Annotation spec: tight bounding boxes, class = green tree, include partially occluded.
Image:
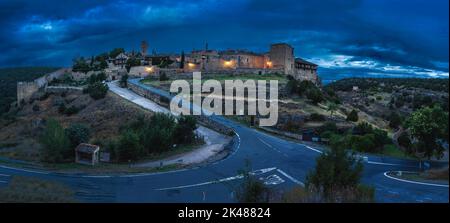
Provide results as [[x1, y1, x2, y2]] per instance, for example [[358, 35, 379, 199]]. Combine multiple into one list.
[[86, 82, 108, 100], [305, 141, 372, 202], [235, 161, 270, 203], [388, 112, 402, 129], [326, 102, 338, 117], [117, 130, 143, 162], [120, 74, 129, 88], [65, 124, 91, 149], [306, 88, 323, 104], [180, 51, 185, 69], [174, 115, 198, 144], [40, 119, 71, 163], [346, 109, 359, 122], [405, 105, 449, 159], [109, 48, 125, 58]]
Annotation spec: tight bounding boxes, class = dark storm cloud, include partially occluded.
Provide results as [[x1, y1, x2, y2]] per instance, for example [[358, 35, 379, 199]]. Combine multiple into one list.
[[0, 0, 448, 77]]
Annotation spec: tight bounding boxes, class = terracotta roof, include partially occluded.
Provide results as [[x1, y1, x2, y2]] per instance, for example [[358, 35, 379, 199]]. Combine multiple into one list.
[[75, 143, 99, 154], [295, 58, 318, 67]]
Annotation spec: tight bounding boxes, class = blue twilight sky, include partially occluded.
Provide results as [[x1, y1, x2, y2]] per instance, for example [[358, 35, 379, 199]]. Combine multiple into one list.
[[0, 0, 448, 79]]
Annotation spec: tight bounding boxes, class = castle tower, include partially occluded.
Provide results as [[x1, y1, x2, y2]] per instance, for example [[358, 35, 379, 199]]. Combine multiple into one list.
[[141, 40, 148, 57], [269, 43, 295, 74]]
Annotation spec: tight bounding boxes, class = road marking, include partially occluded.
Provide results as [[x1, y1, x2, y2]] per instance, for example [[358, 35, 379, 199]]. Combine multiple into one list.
[[303, 145, 323, 154], [276, 169, 305, 186], [154, 167, 277, 191], [260, 174, 285, 185], [258, 138, 289, 158], [0, 180, 7, 183], [81, 175, 112, 178], [368, 161, 401, 166], [383, 172, 449, 188], [0, 165, 48, 175], [0, 173, 10, 177]]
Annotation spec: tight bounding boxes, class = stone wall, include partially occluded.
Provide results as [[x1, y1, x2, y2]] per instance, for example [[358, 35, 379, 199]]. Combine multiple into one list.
[[127, 80, 234, 136], [17, 68, 69, 105]]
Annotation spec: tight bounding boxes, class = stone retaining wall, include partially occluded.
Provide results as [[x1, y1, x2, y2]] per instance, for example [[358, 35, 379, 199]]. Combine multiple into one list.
[[127, 80, 233, 136]]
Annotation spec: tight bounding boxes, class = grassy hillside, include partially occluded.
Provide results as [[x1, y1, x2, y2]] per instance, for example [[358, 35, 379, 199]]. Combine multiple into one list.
[[0, 67, 59, 114]]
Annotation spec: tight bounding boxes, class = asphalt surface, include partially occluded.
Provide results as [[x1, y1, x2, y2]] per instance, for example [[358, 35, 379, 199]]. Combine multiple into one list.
[[0, 79, 448, 203]]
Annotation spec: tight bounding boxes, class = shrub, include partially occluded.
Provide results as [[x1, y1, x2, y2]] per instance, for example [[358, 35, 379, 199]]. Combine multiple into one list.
[[388, 112, 402, 129], [159, 72, 169, 81], [86, 82, 108, 100], [397, 132, 412, 149], [174, 116, 198, 144], [319, 122, 338, 134], [32, 104, 40, 112], [117, 130, 143, 162], [309, 113, 326, 122], [346, 109, 358, 122], [40, 119, 71, 163], [306, 88, 323, 104], [65, 124, 91, 149], [63, 106, 80, 116]]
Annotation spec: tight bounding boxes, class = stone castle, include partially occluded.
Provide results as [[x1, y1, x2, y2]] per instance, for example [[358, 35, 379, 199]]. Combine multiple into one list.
[[17, 42, 320, 105]]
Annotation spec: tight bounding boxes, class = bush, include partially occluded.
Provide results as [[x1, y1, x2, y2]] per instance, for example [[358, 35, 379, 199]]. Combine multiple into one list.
[[305, 144, 369, 202], [309, 113, 326, 122], [388, 112, 402, 129], [117, 130, 143, 162], [40, 119, 71, 163], [159, 72, 169, 81], [65, 124, 91, 149], [306, 87, 323, 104], [86, 82, 108, 100], [319, 122, 338, 134], [174, 116, 198, 144], [397, 132, 412, 149], [32, 104, 40, 112], [63, 106, 80, 116], [346, 109, 358, 122]]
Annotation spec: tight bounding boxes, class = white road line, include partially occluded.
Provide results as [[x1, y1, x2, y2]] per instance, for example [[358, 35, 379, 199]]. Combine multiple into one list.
[[81, 175, 112, 178], [258, 138, 289, 158], [155, 167, 277, 191], [368, 161, 401, 166], [0, 173, 10, 177], [304, 145, 323, 154], [276, 169, 305, 186], [0, 165, 48, 175], [383, 172, 449, 188], [0, 180, 7, 183]]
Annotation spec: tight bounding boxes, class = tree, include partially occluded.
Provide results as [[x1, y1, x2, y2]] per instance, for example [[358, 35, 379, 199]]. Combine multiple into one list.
[[40, 119, 71, 163], [117, 130, 143, 162], [65, 124, 91, 149], [235, 161, 270, 203], [306, 88, 323, 104], [120, 74, 128, 88], [109, 48, 125, 58], [180, 51, 185, 69], [388, 112, 402, 129], [405, 105, 449, 159], [86, 82, 108, 100], [305, 141, 373, 202], [346, 109, 358, 122], [174, 115, 198, 144], [326, 102, 338, 117]]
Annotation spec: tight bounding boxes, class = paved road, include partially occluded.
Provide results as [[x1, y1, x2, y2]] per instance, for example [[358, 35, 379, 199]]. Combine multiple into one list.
[[0, 79, 448, 203]]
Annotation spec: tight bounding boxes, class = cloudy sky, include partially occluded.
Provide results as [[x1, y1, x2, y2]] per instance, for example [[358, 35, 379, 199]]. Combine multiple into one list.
[[0, 0, 448, 80]]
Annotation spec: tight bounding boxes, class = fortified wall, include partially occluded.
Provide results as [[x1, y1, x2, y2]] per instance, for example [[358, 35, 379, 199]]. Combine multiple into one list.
[[17, 68, 70, 105], [127, 80, 234, 136]]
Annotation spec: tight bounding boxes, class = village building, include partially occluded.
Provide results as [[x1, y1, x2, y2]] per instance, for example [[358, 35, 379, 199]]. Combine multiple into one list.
[[75, 143, 100, 166]]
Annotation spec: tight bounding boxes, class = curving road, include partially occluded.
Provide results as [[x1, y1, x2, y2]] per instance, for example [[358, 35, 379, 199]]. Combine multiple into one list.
[[0, 79, 448, 203]]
